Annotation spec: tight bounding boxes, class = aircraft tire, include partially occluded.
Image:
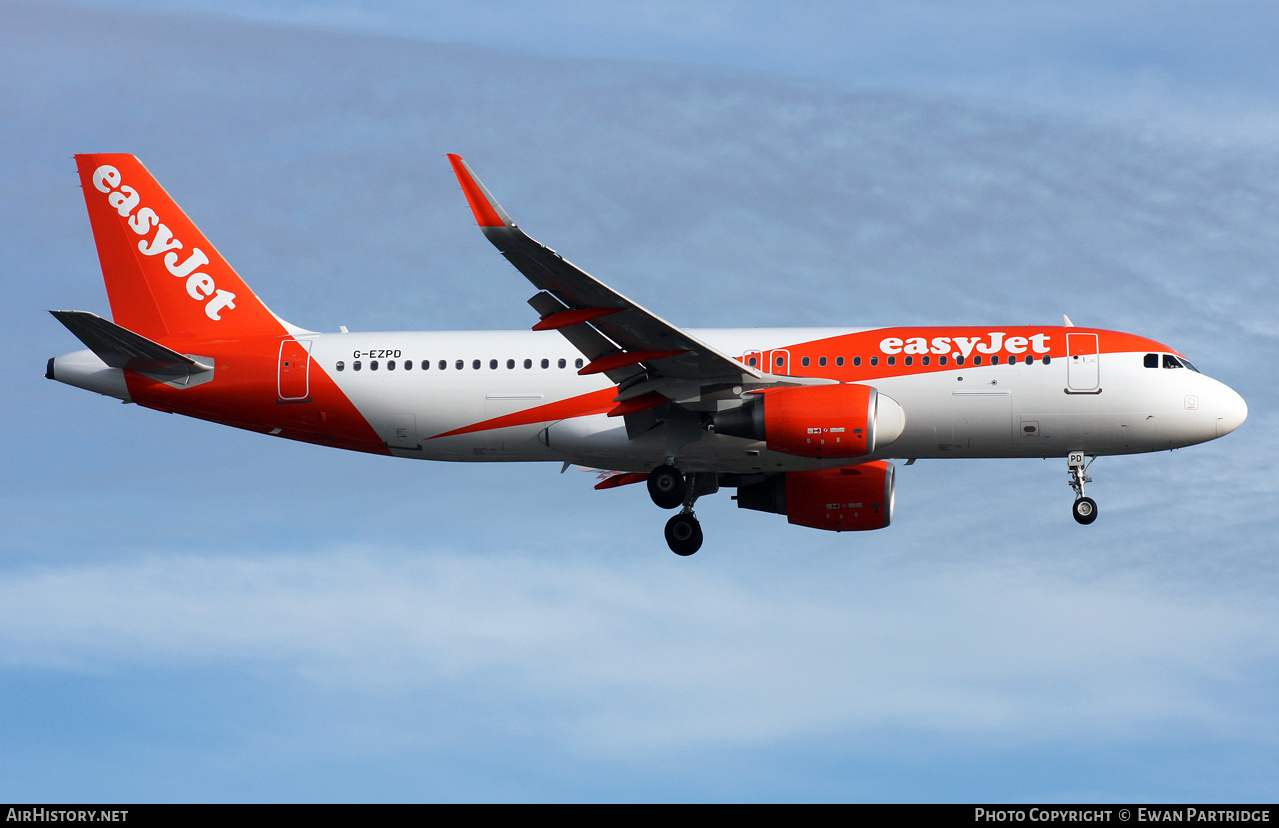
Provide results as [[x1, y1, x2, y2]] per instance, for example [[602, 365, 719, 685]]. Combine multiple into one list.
[[648, 464, 686, 509], [665, 513, 703, 556], [1072, 496, 1098, 525]]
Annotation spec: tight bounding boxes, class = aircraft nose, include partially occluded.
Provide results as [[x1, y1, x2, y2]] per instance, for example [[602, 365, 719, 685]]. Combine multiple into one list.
[[1215, 384, 1248, 438]]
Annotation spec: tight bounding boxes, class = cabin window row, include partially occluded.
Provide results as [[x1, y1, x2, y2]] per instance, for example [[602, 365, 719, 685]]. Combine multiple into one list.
[[745, 354, 1052, 368], [335, 357, 587, 372]]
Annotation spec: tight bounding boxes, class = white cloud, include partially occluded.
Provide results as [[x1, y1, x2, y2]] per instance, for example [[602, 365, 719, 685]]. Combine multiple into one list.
[[3, 547, 1275, 756]]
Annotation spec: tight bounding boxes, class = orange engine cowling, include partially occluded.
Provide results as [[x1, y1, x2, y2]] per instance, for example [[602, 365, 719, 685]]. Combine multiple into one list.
[[735, 461, 895, 531], [713, 384, 904, 459]]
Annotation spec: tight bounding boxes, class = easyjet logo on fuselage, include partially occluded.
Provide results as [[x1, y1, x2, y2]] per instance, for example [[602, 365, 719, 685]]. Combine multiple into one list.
[[91, 165, 237, 321], [878, 332, 1051, 359]]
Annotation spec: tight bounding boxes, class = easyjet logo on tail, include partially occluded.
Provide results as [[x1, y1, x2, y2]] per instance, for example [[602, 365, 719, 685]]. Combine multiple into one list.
[[91, 165, 237, 321]]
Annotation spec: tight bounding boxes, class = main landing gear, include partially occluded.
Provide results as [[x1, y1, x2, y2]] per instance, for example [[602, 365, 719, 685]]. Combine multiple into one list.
[[665, 513, 703, 557], [647, 464, 685, 510], [648, 463, 713, 556], [1067, 451, 1098, 525]]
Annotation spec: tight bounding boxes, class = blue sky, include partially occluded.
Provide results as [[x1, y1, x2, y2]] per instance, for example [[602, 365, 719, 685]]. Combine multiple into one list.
[[3, 0, 1278, 802]]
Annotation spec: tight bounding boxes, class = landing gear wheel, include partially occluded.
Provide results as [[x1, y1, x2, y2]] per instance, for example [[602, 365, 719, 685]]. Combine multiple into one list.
[[648, 464, 686, 510], [1066, 453, 1098, 525], [665, 513, 703, 556]]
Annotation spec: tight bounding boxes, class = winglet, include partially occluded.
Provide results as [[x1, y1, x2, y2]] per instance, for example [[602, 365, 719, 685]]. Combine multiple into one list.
[[447, 154, 513, 228]]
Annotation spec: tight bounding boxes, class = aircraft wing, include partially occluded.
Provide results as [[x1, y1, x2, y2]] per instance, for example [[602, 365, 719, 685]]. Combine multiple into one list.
[[447, 154, 775, 398]]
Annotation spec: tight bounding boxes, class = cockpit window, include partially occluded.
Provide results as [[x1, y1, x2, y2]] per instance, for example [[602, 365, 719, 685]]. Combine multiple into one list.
[[1180, 357, 1201, 373], [1163, 354, 1183, 369], [1144, 353, 1159, 368]]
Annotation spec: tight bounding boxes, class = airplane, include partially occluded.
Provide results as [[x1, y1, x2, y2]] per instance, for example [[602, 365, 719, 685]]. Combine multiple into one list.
[[47, 153, 1249, 555]]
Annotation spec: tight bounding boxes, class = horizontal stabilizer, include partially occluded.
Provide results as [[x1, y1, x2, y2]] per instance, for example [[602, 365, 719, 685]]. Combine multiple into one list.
[[49, 310, 211, 377]]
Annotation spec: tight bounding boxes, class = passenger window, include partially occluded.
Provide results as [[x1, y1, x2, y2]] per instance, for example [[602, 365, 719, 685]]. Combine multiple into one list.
[[439, 360, 447, 370], [370, 360, 379, 371], [837, 356, 845, 367], [490, 359, 498, 369], [387, 360, 396, 371], [886, 356, 894, 366], [1042, 356, 1051, 364], [524, 359, 532, 369], [801, 356, 810, 367], [991, 355, 1000, 365], [455, 360, 463, 370], [404, 360, 412, 370], [938, 356, 947, 366], [870, 356, 879, 366], [336, 361, 345, 372], [921, 356, 930, 366], [904, 356, 913, 366], [575, 358, 584, 368], [819, 356, 827, 367], [955, 356, 964, 366], [1144, 353, 1159, 368], [747, 356, 758, 367], [1024, 355, 1033, 365], [472, 359, 481, 370], [353, 360, 362, 371], [852, 356, 860, 367], [421, 360, 430, 370], [558, 358, 566, 368], [507, 359, 515, 369], [973, 356, 982, 365], [541, 358, 549, 369]]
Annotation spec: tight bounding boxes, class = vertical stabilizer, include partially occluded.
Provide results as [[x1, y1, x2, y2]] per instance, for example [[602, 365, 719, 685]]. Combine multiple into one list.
[[75, 154, 292, 341]]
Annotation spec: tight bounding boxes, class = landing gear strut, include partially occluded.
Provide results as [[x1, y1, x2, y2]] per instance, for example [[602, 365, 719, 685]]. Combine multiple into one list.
[[1068, 451, 1098, 525], [650, 465, 716, 555]]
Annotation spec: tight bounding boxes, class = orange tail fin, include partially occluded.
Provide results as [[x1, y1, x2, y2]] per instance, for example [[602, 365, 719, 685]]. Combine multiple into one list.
[[75, 154, 294, 341]]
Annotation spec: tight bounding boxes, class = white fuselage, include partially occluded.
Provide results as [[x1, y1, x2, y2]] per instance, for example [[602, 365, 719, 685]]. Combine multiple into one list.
[[298, 327, 1246, 473]]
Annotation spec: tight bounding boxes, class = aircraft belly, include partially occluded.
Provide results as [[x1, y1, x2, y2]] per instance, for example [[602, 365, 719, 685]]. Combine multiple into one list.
[[541, 413, 839, 474], [949, 391, 1013, 454]]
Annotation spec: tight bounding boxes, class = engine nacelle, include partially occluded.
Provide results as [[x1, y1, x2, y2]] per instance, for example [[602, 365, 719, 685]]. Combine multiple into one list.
[[735, 461, 895, 531], [713, 384, 905, 458]]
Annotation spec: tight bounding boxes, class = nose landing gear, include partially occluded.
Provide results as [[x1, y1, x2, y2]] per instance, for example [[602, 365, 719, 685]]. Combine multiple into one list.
[[1067, 451, 1098, 525]]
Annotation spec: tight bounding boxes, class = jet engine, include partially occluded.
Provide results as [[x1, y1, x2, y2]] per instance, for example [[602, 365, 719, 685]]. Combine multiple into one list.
[[735, 461, 896, 531], [712, 384, 905, 458]]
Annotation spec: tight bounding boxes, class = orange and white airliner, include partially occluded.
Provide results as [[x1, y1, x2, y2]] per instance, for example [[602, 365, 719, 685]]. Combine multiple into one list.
[[48, 153, 1248, 554]]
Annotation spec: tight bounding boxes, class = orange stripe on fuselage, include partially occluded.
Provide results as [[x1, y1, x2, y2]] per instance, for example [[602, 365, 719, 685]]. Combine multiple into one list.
[[430, 387, 618, 440], [124, 335, 390, 455], [744, 327, 1173, 380]]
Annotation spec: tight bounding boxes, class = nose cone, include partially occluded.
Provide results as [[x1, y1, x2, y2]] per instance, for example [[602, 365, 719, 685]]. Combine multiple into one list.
[[1215, 384, 1248, 438]]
